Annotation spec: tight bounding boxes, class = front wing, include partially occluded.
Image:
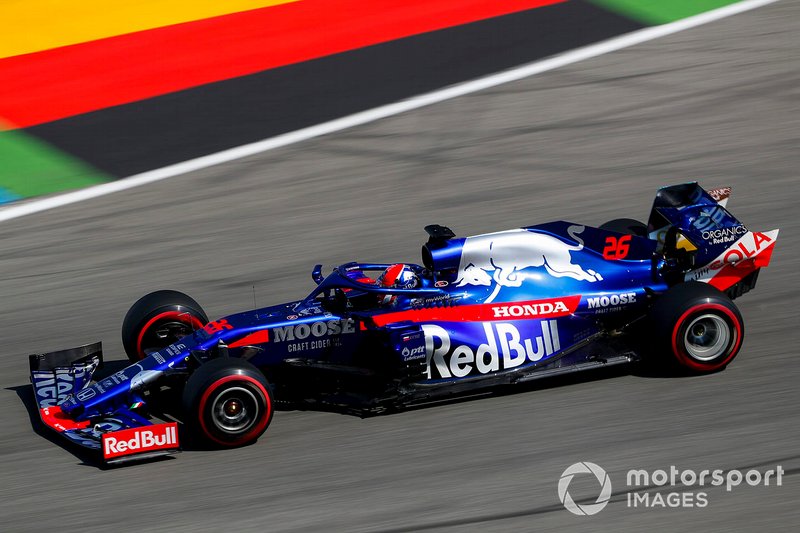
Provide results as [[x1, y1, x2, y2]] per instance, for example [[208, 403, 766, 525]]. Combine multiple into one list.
[[29, 342, 179, 464]]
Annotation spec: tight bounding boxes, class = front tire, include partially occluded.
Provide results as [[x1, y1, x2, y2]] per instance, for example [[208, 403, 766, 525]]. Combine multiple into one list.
[[122, 290, 208, 362], [182, 358, 274, 448], [649, 282, 744, 372]]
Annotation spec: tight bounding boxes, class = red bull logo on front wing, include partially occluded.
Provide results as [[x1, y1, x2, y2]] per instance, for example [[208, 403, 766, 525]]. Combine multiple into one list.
[[102, 423, 178, 459]]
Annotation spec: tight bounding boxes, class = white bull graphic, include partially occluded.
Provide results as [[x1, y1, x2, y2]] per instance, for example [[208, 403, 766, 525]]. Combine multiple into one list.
[[455, 226, 602, 295]]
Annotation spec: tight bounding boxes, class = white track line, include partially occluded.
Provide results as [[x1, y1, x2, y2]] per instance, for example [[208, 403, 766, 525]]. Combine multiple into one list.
[[0, 0, 779, 224]]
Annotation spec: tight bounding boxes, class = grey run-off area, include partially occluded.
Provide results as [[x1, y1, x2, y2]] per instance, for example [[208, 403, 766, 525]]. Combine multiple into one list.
[[0, 1, 798, 531]]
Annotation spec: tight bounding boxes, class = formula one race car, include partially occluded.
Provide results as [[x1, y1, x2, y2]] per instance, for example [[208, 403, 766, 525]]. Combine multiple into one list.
[[28, 183, 778, 464]]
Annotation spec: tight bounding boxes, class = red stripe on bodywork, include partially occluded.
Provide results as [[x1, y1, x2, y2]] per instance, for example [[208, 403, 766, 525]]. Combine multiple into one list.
[[40, 405, 90, 432], [0, 0, 562, 128], [228, 329, 270, 348], [752, 241, 776, 268], [707, 261, 759, 292], [371, 295, 581, 327], [707, 241, 776, 291]]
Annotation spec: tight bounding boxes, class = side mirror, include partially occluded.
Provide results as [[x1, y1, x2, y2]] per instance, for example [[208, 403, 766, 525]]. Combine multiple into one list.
[[312, 264, 324, 284]]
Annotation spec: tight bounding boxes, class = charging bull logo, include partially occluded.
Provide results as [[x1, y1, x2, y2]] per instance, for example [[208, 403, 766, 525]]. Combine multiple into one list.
[[455, 226, 602, 300]]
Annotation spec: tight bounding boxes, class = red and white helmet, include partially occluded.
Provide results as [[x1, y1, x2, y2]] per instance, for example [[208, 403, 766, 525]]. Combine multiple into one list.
[[376, 264, 419, 305], [378, 264, 419, 289]]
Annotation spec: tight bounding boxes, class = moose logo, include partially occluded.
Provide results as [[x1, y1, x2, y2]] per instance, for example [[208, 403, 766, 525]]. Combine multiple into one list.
[[455, 226, 603, 297]]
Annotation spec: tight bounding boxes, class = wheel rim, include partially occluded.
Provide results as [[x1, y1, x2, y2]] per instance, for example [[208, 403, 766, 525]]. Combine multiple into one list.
[[683, 313, 730, 361], [210, 386, 260, 434]]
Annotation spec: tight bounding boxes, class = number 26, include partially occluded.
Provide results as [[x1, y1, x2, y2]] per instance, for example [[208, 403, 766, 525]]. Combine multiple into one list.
[[603, 235, 631, 260]]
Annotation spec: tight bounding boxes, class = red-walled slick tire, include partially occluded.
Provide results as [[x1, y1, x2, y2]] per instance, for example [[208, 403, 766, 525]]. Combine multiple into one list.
[[183, 358, 274, 448], [650, 282, 744, 372], [121, 290, 208, 362]]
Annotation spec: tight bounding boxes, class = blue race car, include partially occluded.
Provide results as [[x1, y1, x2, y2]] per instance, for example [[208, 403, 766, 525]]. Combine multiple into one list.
[[28, 183, 779, 464]]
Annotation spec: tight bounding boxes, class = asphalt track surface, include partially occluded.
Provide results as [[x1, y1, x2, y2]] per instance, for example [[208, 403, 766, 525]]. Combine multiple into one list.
[[1, 2, 798, 531]]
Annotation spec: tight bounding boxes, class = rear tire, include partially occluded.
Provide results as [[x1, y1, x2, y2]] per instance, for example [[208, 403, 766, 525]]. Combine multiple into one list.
[[122, 290, 208, 362], [649, 282, 744, 372], [183, 358, 274, 447], [599, 218, 647, 237]]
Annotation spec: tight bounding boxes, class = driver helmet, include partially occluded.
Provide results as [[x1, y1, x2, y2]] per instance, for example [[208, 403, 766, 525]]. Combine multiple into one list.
[[377, 264, 419, 305]]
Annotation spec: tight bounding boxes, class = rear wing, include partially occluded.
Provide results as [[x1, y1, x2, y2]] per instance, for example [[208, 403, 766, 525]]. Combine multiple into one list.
[[647, 183, 740, 261], [647, 183, 778, 295], [684, 229, 778, 296], [29, 343, 179, 464]]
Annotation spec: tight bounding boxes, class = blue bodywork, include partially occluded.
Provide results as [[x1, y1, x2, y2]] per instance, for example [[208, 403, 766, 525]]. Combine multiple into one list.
[[29, 183, 776, 461], [56, 220, 666, 416]]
